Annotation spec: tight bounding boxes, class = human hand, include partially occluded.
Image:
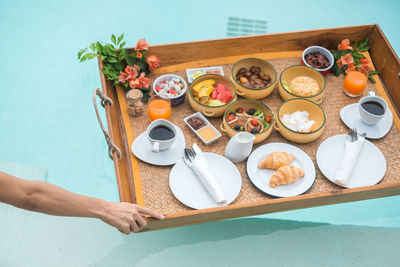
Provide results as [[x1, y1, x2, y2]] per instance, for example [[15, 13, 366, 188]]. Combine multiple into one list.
[[99, 201, 164, 234]]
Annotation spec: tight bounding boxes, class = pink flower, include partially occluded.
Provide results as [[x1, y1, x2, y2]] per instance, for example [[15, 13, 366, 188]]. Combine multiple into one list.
[[146, 54, 160, 71], [129, 78, 140, 89], [136, 51, 142, 59], [118, 65, 138, 83], [138, 72, 150, 88], [136, 38, 149, 51], [338, 39, 353, 51]]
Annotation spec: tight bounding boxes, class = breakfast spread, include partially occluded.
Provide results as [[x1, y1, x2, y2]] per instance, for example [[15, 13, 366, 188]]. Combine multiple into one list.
[[235, 66, 272, 88], [283, 76, 320, 96], [269, 165, 305, 188], [258, 151, 295, 169], [281, 111, 315, 132], [129, 37, 386, 207]]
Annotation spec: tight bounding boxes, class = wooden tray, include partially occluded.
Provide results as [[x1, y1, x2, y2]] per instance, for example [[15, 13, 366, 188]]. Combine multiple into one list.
[[96, 24, 400, 232]]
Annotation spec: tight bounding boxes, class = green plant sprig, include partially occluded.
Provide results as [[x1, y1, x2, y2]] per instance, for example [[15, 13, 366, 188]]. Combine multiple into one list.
[[78, 34, 149, 87]]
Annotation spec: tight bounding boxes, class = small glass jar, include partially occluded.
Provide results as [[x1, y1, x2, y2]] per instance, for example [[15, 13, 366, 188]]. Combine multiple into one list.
[[126, 89, 143, 117]]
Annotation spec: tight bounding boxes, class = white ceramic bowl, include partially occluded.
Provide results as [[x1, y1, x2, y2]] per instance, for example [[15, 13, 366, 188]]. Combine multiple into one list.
[[153, 74, 187, 106], [302, 46, 334, 74]]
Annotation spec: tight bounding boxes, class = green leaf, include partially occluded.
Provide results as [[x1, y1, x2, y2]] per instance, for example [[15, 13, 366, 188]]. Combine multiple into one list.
[[89, 43, 96, 52], [117, 34, 124, 44], [356, 38, 369, 52], [107, 57, 118, 63], [125, 55, 135, 66], [368, 76, 376, 83], [96, 41, 103, 53], [77, 48, 87, 59], [87, 53, 98, 60], [80, 54, 89, 62], [119, 41, 126, 49], [369, 70, 379, 75], [111, 34, 117, 45], [118, 48, 127, 62]]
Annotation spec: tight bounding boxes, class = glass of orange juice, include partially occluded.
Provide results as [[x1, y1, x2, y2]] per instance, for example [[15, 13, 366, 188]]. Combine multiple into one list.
[[343, 71, 368, 97], [148, 95, 171, 121]]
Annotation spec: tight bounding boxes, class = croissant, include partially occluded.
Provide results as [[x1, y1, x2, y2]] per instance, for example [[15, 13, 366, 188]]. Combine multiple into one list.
[[258, 151, 295, 170], [269, 165, 304, 188]]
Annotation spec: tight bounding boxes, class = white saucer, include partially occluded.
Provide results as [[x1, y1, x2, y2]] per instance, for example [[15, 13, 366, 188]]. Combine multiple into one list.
[[340, 103, 393, 139], [246, 143, 316, 198], [169, 152, 242, 209], [316, 134, 386, 188], [131, 125, 185, 166]]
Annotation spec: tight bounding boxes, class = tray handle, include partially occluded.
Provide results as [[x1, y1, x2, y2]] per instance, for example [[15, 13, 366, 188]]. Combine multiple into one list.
[[93, 88, 122, 160]]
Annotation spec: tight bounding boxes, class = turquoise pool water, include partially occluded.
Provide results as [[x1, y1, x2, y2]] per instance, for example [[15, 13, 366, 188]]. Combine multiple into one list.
[[1, 0, 400, 266]]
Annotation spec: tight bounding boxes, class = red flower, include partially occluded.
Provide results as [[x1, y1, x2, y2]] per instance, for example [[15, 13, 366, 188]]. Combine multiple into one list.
[[136, 51, 142, 59], [146, 54, 160, 71], [136, 38, 149, 51]]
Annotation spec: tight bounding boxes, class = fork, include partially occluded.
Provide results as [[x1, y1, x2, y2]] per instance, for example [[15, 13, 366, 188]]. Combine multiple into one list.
[[348, 128, 366, 142], [183, 147, 197, 165]]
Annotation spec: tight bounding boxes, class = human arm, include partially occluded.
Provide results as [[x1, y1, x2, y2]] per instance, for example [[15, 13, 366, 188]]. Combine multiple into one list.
[[0, 171, 164, 234]]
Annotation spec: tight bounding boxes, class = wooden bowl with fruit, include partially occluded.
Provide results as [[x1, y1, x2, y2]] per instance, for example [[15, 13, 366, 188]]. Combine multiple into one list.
[[188, 74, 237, 117], [220, 99, 274, 144], [231, 58, 277, 99]]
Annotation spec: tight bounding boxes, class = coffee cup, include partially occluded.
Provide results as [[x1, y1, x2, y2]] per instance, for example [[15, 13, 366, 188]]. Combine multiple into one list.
[[146, 119, 177, 153], [359, 91, 388, 125]]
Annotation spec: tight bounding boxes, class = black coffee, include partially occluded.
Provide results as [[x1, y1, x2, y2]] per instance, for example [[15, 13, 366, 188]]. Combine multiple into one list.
[[361, 101, 385, 116], [149, 125, 175, 140]]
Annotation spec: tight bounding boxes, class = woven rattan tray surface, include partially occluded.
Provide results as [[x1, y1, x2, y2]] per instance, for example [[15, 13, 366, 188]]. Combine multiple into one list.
[[125, 56, 400, 215]]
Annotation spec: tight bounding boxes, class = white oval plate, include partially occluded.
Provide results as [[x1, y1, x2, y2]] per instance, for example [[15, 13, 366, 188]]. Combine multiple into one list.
[[131, 125, 185, 166], [169, 152, 242, 209], [340, 103, 393, 139], [246, 143, 316, 197], [316, 134, 386, 188]]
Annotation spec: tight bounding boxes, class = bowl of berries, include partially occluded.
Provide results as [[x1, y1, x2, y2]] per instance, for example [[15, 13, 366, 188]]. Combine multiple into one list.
[[220, 99, 274, 144], [153, 74, 187, 106]]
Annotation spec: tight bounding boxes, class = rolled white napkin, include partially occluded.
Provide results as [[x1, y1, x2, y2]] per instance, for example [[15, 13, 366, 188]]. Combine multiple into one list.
[[335, 133, 365, 186], [187, 144, 226, 203]]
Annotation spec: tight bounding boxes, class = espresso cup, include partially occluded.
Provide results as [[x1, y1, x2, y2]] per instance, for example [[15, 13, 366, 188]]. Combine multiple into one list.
[[359, 91, 388, 125], [146, 119, 177, 153]]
